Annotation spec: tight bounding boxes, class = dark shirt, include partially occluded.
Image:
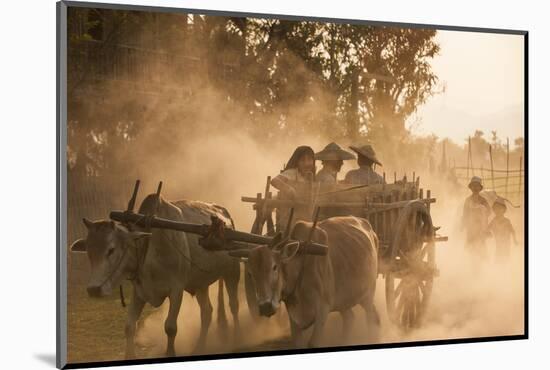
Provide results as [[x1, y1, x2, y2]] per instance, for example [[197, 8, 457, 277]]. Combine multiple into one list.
[[344, 165, 384, 185]]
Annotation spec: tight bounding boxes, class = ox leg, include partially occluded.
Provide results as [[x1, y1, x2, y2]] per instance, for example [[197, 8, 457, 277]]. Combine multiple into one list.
[[216, 279, 229, 341], [125, 290, 146, 360], [308, 308, 329, 348], [340, 309, 355, 342], [289, 316, 306, 348], [164, 290, 183, 357], [225, 274, 241, 344], [194, 286, 213, 354], [360, 298, 380, 343]]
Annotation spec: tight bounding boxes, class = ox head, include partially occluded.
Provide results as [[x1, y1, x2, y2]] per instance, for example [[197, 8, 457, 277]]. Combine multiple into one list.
[[70, 218, 150, 298], [229, 232, 301, 317]]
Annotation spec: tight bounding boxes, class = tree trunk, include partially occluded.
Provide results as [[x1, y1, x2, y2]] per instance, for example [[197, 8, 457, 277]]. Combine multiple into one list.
[[348, 70, 359, 140]]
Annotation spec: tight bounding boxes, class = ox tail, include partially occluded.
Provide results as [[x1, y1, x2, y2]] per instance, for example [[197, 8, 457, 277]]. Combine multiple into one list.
[[217, 279, 229, 334]]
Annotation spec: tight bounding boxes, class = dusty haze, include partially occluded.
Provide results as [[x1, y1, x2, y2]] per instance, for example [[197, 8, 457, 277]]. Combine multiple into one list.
[[66, 11, 525, 360], [121, 131, 524, 355]]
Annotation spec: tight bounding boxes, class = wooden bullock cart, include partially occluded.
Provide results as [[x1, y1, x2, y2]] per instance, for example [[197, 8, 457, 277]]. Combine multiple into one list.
[[110, 175, 447, 331], [240, 174, 448, 329]]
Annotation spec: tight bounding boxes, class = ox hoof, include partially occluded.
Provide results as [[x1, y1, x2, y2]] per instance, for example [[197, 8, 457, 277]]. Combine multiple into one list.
[[232, 328, 242, 345], [218, 325, 230, 343], [192, 342, 206, 355]]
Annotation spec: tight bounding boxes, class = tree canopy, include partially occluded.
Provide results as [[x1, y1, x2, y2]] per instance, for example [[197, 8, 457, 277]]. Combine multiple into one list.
[[67, 8, 442, 176]]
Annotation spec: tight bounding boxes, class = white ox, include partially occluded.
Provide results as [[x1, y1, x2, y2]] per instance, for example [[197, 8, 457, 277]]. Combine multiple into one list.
[[71, 193, 240, 358], [229, 216, 380, 347]]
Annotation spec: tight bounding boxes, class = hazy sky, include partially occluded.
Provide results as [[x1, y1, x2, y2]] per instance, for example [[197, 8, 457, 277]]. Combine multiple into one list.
[[411, 30, 525, 147]]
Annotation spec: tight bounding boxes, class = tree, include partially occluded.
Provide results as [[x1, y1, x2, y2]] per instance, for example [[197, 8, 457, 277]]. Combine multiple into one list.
[[361, 27, 441, 164], [67, 10, 441, 177]]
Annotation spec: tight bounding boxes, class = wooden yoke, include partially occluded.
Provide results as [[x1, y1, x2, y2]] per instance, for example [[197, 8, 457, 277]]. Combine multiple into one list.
[[110, 209, 328, 256]]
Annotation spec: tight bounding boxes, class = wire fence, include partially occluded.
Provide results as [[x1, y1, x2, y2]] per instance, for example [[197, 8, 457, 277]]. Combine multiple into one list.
[[67, 175, 138, 287], [451, 138, 524, 205]]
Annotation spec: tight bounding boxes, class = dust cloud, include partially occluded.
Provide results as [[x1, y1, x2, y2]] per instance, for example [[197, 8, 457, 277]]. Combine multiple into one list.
[[128, 146, 524, 356], [85, 75, 524, 357], [67, 13, 524, 357]]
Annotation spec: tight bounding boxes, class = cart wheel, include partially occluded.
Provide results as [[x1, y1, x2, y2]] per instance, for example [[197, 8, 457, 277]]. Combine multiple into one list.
[[244, 263, 260, 319], [385, 201, 436, 330]]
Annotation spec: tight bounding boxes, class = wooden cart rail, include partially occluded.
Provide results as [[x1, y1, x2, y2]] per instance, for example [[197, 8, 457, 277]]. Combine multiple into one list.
[[241, 175, 447, 330], [242, 196, 437, 212]]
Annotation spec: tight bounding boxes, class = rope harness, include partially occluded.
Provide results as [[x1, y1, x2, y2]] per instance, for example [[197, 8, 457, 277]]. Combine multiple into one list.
[[118, 210, 218, 308], [281, 250, 307, 305]]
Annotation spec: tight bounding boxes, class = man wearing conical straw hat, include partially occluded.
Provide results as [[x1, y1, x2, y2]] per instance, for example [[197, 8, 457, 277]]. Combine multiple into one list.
[[315, 142, 355, 184], [344, 144, 385, 185]]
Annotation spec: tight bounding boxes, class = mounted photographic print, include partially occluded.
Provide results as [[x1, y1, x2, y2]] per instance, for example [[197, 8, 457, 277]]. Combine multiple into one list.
[[56, 1, 527, 368]]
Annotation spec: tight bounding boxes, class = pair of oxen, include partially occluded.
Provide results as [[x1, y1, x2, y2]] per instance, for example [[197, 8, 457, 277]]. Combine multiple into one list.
[[71, 191, 380, 359]]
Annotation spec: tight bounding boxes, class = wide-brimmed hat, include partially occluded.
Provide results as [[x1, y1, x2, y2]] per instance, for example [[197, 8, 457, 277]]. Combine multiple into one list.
[[349, 144, 382, 166], [493, 196, 507, 210], [468, 176, 483, 189], [315, 142, 355, 161]]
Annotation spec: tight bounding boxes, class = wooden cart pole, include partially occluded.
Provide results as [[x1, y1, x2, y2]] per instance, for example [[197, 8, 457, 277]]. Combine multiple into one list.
[[153, 181, 163, 214], [266, 191, 275, 235], [250, 192, 262, 234], [156, 181, 163, 197], [391, 191, 398, 246], [127, 179, 141, 213]]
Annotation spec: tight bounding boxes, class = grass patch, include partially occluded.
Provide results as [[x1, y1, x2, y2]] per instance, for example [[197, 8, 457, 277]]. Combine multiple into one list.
[[67, 280, 157, 364]]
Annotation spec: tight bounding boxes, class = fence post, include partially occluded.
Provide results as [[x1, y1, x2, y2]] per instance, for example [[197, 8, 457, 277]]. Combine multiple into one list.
[[489, 144, 496, 190], [468, 136, 475, 176], [518, 155, 523, 202], [466, 136, 471, 179], [505, 137, 510, 198]]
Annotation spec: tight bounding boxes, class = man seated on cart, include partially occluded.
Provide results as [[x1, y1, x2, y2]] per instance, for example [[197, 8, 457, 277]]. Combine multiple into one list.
[[271, 146, 316, 232], [344, 144, 385, 185], [315, 142, 356, 184]]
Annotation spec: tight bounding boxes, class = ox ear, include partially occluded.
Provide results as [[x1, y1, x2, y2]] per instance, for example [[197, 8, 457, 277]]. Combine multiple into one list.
[[228, 249, 250, 258], [70, 239, 87, 253], [280, 241, 300, 262]]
